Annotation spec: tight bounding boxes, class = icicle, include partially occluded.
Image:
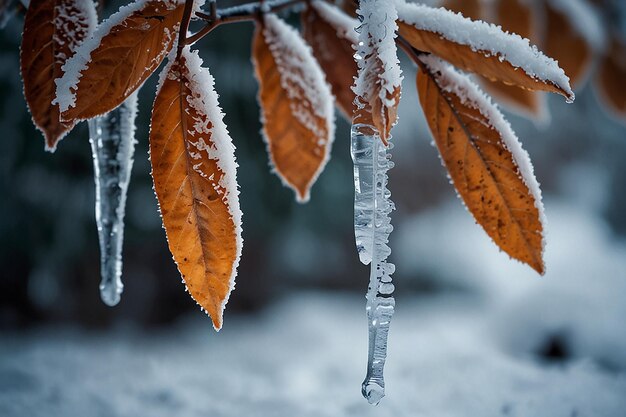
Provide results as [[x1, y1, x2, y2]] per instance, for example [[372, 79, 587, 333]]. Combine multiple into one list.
[[88, 92, 138, 306], [351, 123, 396, 405]]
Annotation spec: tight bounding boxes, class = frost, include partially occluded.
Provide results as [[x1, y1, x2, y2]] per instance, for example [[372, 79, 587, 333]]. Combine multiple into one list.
[[419, 55, 547, 256], [54, 0, 191, 115], [88, 92, 138, 306], [395, 0, 574, 100], [157, 47, 243, 320], [311, 1, 359, 44], [258, 13, 335, 203], [351, 0, 401, 405]]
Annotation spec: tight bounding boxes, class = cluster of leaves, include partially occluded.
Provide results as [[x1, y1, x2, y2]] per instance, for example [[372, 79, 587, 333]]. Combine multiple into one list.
[[17, 0, 583, 328], [441, 0, 626, 121]]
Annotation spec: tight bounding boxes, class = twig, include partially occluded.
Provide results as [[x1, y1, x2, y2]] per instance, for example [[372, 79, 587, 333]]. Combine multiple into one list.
[[176, 0, 196, 59]]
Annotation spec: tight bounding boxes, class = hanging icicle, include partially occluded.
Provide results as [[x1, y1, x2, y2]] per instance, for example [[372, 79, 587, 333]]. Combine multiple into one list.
[[88, 92, 138, 306], [351, 0, 402, 405]]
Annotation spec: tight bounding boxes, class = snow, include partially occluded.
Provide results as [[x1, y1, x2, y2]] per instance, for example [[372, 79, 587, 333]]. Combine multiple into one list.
[[157, 47, 243, 325], [257, 13, 336, 203], [395, 0, 574, 101], [353, 0, 403, 103], [54, 0, 189, 116], [419, 55, 546, 257], [88, 91, 139, 307], [311, 1, 359, 44]]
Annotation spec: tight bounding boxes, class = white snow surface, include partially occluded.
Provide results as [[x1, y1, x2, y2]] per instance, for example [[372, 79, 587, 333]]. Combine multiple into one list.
[[257, 13, 336, 203], [154, 47, 243, 329], [420, 55, 546, 255], [54, 0, 190, 116], [395, 0, 574, 100], [312, 1, 359, 44], [353, 0, 403, 103]]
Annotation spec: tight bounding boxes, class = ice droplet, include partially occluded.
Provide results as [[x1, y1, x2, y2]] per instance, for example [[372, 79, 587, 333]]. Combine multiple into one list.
[[88, 92, 138, 307], [351, 123, 396, 405]]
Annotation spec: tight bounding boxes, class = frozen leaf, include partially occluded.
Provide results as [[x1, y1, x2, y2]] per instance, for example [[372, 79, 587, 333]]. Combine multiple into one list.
[[396, 0, 574, 102], [302, 0, 358, 120], [252, 13, 335, 203], [149, 48, 242, 331], [20, 0, 97, 151], [352, 0, 402, 145], [480, 0, 545, 119], [416, 55, 545, 274], [596, 36, 626, 121], [55, 0, 186, 123]]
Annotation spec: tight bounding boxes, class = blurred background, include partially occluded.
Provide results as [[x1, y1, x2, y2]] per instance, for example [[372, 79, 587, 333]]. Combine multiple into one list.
[[1, 0, 626, 416]]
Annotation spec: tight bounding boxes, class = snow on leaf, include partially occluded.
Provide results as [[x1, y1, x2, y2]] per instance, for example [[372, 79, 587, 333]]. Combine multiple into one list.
[[20, 0, 97, 151], [353, 0, 402, 145], [477, 0, 547, 120], [416, 55, 546, 274], [149, 47, 242, 331], [395, 0, 574, 102], [55, 0, 188, 123], [252, 13, 335, 203], [302, 0, 359, 120]]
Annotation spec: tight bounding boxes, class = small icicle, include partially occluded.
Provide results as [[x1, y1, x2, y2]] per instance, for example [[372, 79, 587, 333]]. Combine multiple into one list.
[[88, 92, 138, 306], [351, 124, 396, 405]]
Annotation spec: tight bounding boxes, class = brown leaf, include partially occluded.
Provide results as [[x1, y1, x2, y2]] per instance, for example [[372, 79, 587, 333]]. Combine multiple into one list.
[[596, 36, 626, 120], [301, 1, 358, 120], [543, 1, 593, 88], [149, 49, 242, 330], [396, 2, 574, 101], [57, 0, 184, 123], [20, 0, 96, 151], [416, 55, 545, 274], [252, 14, 335, 202], [480, 0, 545, 118], [441, 0, 483, 20]]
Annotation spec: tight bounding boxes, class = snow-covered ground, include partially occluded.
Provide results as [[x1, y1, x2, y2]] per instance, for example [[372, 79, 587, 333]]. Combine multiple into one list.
[[2, 195, 626, 417]]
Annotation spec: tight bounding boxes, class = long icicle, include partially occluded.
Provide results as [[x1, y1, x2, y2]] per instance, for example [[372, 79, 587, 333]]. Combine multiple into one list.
[[88, 92, 138, 306], [351, 122, 396, 405]]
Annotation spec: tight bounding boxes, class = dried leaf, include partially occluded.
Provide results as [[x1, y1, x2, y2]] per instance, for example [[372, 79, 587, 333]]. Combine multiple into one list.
[[149, 49, 242, 331], [56, 0, 185, 123], [252, 14, 335, 202], [20, 0, 96, 151], [596, 37, 626, 120], [396, 2, 574, 101], [543, 1, 593, 89], [416, 55, 545, 274], [301, 1, 358, 120]]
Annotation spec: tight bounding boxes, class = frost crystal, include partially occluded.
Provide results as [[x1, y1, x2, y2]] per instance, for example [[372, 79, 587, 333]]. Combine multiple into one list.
[[351, 0, 400, 405], [88, 92, 138, 306]]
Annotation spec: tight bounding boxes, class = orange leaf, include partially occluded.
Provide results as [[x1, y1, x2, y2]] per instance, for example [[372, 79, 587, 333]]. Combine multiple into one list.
[[301, 1, 358, 120], [56, 0, 185, 123], [20, 0, 96, 151], [543, 0, 594, 89], [396, 1, 574, 101], [596, 36, 626, 121], [479, 0, 545, 119], [252, 13, 335, 202], [416, 55, 545, 274], [149, 48, 242, 330]]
